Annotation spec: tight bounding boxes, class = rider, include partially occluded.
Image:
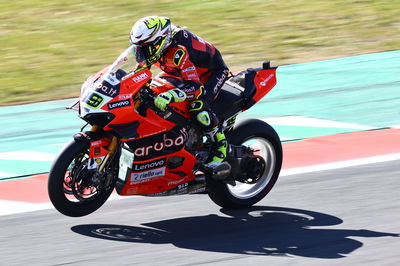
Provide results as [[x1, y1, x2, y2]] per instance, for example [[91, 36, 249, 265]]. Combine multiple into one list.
[[129, 16, 230, 169]]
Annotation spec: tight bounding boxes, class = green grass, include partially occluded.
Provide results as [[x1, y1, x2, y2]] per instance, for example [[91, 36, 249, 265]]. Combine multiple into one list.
[[1, 0, 399, 105]]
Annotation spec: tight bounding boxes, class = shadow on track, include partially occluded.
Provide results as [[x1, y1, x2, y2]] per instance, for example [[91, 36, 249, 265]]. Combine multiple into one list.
[[71, 206, 399, 259]]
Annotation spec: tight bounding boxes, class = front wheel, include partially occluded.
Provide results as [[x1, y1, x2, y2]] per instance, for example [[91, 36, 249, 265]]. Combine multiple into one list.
[[48, 139, 116, 217], [207, 119, 282, 208]]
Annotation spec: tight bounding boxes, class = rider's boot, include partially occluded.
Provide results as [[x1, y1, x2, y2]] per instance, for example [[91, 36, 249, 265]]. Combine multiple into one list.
[[205, 127, 231, 179], [190, 102, 231, 179], [205, 128, 227, 166]]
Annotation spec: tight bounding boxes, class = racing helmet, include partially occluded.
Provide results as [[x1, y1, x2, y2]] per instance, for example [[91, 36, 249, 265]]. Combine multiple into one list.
[[130, 16, 172, 65]]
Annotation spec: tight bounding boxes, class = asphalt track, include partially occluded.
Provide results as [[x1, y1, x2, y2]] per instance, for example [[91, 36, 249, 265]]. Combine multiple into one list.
[[0, 160, 399, 265]]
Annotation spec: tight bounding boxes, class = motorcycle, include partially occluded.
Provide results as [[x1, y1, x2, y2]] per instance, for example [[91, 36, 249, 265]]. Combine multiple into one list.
[[48, 45, 282, 217]]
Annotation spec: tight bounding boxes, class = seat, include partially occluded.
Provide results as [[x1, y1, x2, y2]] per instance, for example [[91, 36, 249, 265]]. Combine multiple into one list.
[[212, 70, 256, 120]]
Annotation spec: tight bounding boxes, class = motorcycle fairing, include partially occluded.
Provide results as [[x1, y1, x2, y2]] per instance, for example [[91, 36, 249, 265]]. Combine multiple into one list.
[[115, 148, 196, 195], [78, 48, 278, 197], [113, 125, 197, 195], [77, 47, 198, 196], [251, 68, 277, 103], [212, 61, 278, 120], [87, 137, 110, 170], [124, 126, 189, 161]]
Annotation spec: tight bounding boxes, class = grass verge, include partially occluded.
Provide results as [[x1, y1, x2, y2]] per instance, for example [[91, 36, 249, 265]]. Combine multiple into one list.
[[1, 0, 399, 105]]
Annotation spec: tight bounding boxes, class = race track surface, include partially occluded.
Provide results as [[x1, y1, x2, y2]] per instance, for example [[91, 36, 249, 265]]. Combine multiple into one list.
[[0, 160, 399, 265]]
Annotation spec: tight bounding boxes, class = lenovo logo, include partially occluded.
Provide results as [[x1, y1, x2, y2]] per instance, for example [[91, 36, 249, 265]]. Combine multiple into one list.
[[133, 157, 166, 172], [108, 100, 131, 110]]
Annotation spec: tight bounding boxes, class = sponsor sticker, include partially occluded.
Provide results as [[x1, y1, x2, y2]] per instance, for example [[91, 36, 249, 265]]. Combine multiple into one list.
[[132, 157, 166, 172], [260, 74, 274, 86], [94, 81, 119, 97], [187, 73, 197, 79], [177, 182, 189, 194], [87, 156, 105, 169], [182, 85, 196, 94], [130, 167, 166, 184], [132, 72, 149, 83], [108, 99, 131, 110], [182, 66, 195, 73], [117, 94, 130, 100], [134, 128, 188, 158], [168, 178, 185, 186]]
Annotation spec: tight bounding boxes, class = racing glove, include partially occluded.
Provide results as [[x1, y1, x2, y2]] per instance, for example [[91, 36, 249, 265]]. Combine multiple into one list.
[[154, 88, 187, 111]]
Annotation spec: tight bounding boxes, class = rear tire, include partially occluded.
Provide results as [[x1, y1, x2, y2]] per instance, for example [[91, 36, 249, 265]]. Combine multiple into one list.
[[207, 119, 282, 208], [48, 139, 115, 217]]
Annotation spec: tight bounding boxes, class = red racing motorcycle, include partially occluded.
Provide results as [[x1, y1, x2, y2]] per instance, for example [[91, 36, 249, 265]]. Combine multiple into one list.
[[48, 45, 282, 217]]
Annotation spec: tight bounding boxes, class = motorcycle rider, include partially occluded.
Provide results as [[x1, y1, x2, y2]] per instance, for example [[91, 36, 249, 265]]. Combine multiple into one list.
[[129, 16, 230, 170]]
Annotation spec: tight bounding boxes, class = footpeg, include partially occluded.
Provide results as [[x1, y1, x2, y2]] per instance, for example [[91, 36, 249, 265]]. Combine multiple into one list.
[[206, 161, 232, 180]]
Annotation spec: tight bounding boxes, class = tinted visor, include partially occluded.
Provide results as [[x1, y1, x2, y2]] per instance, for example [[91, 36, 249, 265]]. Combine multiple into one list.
[[132, 45, 146, 64], [132, 36, 164, 64]]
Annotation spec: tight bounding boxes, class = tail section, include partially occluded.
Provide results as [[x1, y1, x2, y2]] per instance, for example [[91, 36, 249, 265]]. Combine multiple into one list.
[[212, 61, 278, 119], [242, 61, 278, 110]]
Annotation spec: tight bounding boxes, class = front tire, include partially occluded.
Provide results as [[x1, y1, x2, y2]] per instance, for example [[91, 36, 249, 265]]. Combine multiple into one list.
[[207, 119, 282, 208], [48, 139, 115, 217]]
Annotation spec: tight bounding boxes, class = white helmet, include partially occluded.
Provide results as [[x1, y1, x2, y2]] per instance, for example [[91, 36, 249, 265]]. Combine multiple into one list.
[[130, 16, 172, 65]]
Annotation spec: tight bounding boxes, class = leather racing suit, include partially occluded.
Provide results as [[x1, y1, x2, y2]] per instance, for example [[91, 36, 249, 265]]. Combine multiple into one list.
[[154, 26, 230, 165]]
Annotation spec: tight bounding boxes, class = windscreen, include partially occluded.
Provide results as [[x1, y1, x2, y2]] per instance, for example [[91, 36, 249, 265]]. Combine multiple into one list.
[[108, 45, 148, 80]]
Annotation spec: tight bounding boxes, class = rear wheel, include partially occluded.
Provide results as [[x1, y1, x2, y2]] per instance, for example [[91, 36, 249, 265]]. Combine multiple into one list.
[[48, 139, 116, 217], [207, 119, 282, 208]]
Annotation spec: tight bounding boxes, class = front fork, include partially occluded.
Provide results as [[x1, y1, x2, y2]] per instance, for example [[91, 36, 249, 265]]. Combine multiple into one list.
[[89, 125, 118, 173]]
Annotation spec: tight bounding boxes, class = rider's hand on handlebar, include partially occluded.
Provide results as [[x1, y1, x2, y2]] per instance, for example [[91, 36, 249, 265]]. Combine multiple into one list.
[[154, 88, 187, 111]]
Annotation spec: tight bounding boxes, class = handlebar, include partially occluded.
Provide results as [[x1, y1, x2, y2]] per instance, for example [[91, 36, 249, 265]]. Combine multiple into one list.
[[139, 87, 173, 116], [138, 86, 188, 126]]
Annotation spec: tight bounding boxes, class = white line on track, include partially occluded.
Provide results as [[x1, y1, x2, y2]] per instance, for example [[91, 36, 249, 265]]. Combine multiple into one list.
[[280, 153, 400, 176], [0, 172, 16, 178], [0, 201, 54, 216], [0, 151, 56, 162], [261, 116, 375, 130], [1, 153, 399, 217]]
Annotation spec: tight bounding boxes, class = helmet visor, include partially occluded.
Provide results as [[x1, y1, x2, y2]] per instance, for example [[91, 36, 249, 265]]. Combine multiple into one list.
[[132, 36, 166, 65], [132, 45, 147, 64]]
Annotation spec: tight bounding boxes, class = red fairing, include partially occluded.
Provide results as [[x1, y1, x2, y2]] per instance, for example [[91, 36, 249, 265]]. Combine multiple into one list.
[[89, 138, 110, 158], [118, 149, 196, 195], [78, 48, 278, 198], [101, 69, 177, 137], [84, 68, 197, 195], [252, 69, 277, 103]]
